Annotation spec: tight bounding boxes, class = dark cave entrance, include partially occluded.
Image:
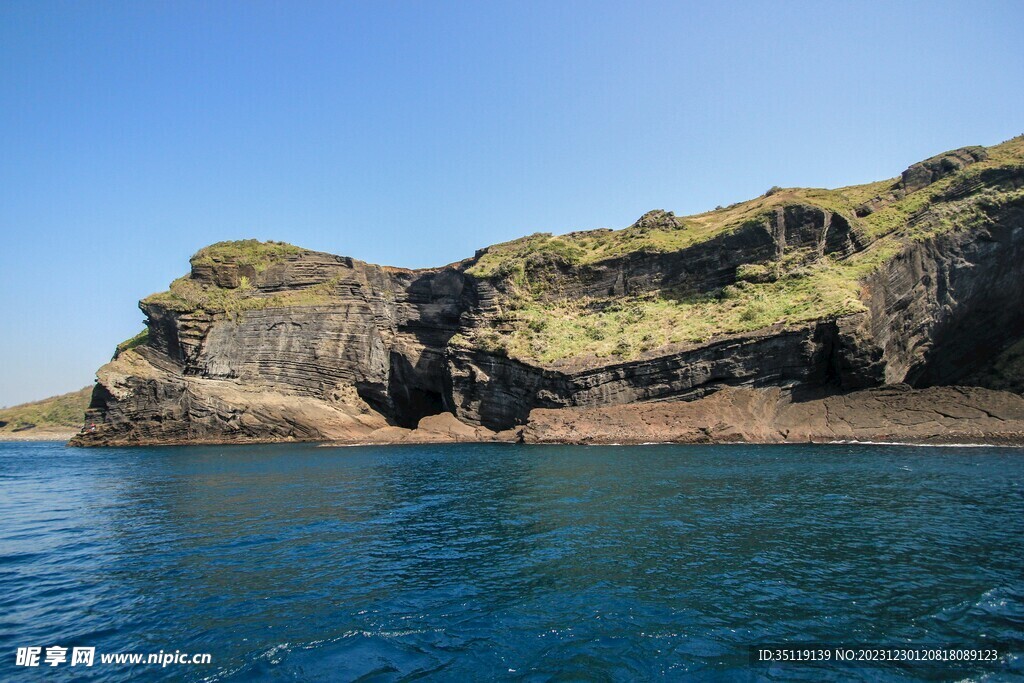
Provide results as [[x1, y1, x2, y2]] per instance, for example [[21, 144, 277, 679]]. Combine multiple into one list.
[[387, 351, 446, 428]]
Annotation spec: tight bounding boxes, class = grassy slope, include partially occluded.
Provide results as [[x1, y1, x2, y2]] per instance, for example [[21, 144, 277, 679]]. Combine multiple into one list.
[[467, 137, 1023, 281], [464, 136, 1024, 365], [0, 386, 92, 434], [144, 274, 347, 313], [465, 181, 895, 279], [134, 137, 1024, 365], [189, 239, 304, 270], [142, 240, 339, 312]]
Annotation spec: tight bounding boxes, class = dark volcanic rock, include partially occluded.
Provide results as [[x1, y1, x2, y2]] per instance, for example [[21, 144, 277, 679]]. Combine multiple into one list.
[[446, 322, 851, 430], [476, 204, 865, 304], [900, 146, 988, 193], [860, 189, 1024, 386], [72, 141, 1024, 446]]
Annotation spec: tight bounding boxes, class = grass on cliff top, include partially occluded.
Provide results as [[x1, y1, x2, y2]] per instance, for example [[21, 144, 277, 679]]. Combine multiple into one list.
[[140, 138, 1024, 358], [471, 170, 1016, 366], [860, 135, 1024, 239], [144, 240, 331, 312], [463, 243, 903, 366], [0, 386, 91, 433], [115, 328, 149, 356], [143, 273, 345, 313], [466, 186, 888, 279], [466, 136, 1024, 280], [986, 134, 1024, 164], [458, 136, 1024, 364], [190, 240, 304, 271]]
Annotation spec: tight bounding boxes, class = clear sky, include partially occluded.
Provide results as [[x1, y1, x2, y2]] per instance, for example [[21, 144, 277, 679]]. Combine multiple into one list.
[[1, 0, 1022, 407]]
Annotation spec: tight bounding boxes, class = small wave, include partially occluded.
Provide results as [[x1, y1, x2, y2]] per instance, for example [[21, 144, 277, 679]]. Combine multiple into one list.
[[826, 439, 1015, 448], [261, 642, 290, 665]]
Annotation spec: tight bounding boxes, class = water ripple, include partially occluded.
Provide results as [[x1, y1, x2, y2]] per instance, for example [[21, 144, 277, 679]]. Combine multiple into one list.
[[0, 441, 1022, 681]]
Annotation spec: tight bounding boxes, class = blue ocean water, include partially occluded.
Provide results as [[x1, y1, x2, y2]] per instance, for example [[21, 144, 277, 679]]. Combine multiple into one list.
[[0, 441, 1022, 681]]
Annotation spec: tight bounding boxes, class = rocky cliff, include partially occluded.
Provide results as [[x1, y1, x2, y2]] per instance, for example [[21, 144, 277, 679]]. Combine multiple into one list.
[[71, 136, 1024, 446]]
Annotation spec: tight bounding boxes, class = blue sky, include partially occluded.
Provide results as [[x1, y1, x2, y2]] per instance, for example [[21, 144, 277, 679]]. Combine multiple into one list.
[[1, 0, 1022, 407]]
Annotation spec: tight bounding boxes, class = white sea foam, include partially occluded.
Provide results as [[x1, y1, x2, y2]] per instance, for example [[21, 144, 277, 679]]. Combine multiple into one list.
[[827, 439, 1015, 448]]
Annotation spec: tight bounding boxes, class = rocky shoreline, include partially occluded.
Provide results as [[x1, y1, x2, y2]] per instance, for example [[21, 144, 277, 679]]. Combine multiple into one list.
[[318, 385, 1024, 448], [0, 430, 78, 443], [54, 385, 1024, 448]]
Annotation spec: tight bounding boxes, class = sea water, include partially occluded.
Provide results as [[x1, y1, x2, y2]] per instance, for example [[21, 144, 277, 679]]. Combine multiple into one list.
[[1, 441, 1022, 681]]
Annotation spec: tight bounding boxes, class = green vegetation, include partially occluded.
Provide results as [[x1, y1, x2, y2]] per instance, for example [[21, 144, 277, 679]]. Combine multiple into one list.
[[466, 184, 887, 279], [861, 137, 1024, 240], [143, 273, 345, 313], [190, 240, 304, 272], [467, 233, 586, 279], [983, 134, 1024, 164], [461, 136, 1024, 365], [468, 137, 1024, 284], [139, 137, 1024, 365], [483, 248, 901, 365], [0, 386, 92, 434], [142, 239, 342, 313], [115, 328, 149, 356]]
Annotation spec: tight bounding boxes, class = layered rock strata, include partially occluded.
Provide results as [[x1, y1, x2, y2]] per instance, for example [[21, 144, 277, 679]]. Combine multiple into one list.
[[71, 140, 1024, 446]]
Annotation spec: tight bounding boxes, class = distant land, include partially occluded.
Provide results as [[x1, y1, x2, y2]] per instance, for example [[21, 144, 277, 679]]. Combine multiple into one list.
[[0, 387, 91, 441], [48, 135, 1024, 446]]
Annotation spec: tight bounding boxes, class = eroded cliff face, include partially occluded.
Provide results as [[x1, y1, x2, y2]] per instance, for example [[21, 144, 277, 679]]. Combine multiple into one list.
[[860, 172, 1024, 387], [71, 139, 1024, 446], [443, 156, 1024, 431], [75, 249, 478, 444], [445, 322, 854, 429], [465, 205, 864, 302]]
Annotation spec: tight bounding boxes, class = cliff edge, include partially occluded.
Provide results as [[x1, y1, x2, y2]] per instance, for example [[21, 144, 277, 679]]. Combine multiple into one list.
[[71, 137, 1024, 446]]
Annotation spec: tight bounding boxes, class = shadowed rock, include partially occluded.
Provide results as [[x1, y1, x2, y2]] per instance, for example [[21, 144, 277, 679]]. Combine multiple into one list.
[[71, 138, 1024, 446]]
